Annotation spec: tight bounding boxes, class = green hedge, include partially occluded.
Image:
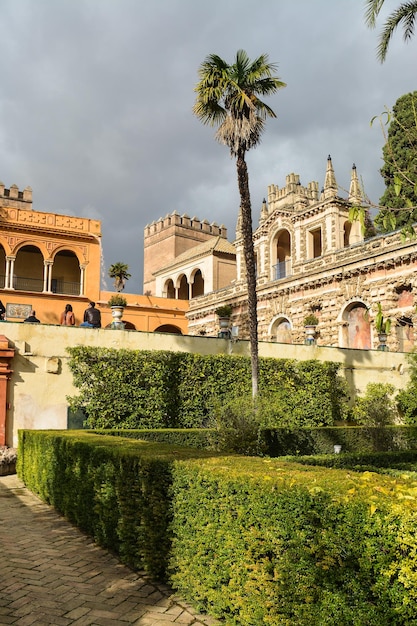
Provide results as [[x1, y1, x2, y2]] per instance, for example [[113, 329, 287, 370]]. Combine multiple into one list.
[[169, 457, 417, 625], [91, 428, 218, 449], [90, 426, 417, 456], [18, 430, 417, 625], [66, 347, 349, 429], [17, 429, 217, 579], [283, 449, 417, 475], [262, 425, 417, 456]]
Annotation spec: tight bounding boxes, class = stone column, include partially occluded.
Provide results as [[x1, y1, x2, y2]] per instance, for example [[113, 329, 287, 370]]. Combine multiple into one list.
[[0, 336, 14, 446], [43, 261, 53, 292], [80, 265, 86, 296], [5, 256, 16, 289]]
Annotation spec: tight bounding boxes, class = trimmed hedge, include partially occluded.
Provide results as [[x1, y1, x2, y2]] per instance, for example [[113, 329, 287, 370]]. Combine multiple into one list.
[[18, 430, 417, 625], [66, 347, 349, 429], [17, 429, 217, 579], [91, 428, 218, 449], [91, 425, 417, 456], [283, 449, 417, 475], [262, 425, 417, 456], [169, 457, 417, 625]]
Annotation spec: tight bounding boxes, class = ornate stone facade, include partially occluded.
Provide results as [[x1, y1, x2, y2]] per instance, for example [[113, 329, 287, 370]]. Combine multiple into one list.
[[184, 157, 417, 352]]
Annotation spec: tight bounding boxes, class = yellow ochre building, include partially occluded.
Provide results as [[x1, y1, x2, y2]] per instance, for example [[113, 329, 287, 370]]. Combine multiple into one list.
[[0, 181, 188, 333]]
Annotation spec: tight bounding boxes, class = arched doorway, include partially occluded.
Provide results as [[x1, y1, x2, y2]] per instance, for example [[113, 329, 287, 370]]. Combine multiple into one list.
[[342, 302, 371, 349], [154, 324, 182, 334], [270, 316, 292, 343]]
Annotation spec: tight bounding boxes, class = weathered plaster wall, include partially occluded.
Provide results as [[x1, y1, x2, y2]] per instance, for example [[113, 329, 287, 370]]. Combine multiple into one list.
[[2, 322, 411, 447]]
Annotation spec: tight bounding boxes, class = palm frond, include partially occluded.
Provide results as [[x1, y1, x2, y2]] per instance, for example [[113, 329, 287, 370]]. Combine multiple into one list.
[[364, 0, 385, 28], [367, 1, 417, 61]]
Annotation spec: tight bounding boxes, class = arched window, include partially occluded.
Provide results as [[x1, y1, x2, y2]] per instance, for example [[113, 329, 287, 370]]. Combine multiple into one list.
[[14, 245, 44, 292], [165, 279, 175, 299], [0, 245, 5, 288], [191, 269, 204, 297], [51, 250, 81, 295], [343, 221, 352, 247], [396, 316, 414, 352], [272, 229, 291, 280], [178, 274, 189, 300]]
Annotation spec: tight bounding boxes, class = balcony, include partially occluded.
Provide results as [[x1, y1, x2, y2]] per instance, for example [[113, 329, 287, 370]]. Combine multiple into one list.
[[0, 275, 81, 296], [272, 260, 292, 281]]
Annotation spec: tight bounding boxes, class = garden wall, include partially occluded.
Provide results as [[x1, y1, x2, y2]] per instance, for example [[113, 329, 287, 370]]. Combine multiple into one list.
[[1, 321, 411, 446]]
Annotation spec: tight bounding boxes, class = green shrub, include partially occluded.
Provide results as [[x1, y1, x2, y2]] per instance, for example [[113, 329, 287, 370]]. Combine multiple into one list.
[[351, 383, 399, 427], [395, 350, 417, 424], [212, 395, 262, 455], [17, 430, 218, 579], [67, 347, 350, 430]]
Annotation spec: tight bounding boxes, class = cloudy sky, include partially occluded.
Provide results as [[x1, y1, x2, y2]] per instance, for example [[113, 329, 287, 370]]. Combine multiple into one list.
[[0, 0, 415, 293]]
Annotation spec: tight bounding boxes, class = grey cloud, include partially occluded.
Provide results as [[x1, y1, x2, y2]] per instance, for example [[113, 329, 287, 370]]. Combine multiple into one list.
[[0, 0, 415, 292]]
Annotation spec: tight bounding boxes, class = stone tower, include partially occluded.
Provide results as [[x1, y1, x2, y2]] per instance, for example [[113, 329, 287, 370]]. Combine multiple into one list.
[[143, 212, 228, 294]]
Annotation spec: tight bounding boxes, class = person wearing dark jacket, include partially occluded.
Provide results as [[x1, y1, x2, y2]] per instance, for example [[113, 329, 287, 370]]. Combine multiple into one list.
[[24, 310, 40, 323], [81, 302, 101, 328]]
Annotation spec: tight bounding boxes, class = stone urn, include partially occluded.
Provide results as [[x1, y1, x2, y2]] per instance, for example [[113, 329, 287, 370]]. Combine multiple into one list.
[[377, 332, 388, 351], [111, 306, 125, 330], [304, 325, 317, 346], [218, 316, 231, 330]]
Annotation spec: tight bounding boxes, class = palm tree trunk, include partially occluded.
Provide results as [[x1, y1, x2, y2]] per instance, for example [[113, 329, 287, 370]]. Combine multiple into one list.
[[236, 148, 259, 397]]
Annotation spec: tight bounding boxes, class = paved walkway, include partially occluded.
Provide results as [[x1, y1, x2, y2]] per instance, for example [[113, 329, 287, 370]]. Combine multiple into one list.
[[0, 474, 221, 626]]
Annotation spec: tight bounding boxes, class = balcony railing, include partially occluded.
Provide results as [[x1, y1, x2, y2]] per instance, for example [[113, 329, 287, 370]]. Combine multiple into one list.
[[272, 260, 292, 281], [0, 275, 81, 295]]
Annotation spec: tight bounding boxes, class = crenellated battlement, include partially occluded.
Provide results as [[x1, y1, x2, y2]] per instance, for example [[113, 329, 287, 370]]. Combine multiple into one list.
[[144, 211, 227, 239], [0, 182, 33, 209], [267, 173, 319, 212]]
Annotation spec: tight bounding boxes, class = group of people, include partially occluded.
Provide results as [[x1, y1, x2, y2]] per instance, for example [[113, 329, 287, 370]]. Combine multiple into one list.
[[20, 301, 102, 327], [61, 301, 102, 327]]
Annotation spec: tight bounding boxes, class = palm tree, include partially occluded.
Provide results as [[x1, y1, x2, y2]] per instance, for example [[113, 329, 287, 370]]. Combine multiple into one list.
[[194, 50, 286, 397], [108, 262, 131, 292], [365, 0, 417, 62]]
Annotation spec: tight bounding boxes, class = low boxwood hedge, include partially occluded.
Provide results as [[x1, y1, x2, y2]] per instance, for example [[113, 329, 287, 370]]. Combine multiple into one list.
[[91, 428, 218, 449], [18, 430, 417, 625], [261, 425, 417, 456]]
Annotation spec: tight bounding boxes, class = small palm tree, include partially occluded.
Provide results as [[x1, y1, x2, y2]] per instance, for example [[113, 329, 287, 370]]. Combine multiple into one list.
[[365, 0, 417, 62], [108, 262, 131, 292], [194, 50, 286, 397]]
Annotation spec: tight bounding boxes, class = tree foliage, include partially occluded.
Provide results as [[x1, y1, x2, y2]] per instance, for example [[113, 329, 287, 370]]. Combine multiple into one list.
[[397, 349, 417, 423], [365, 0, 417, 62], [374, 92, 417, 233], [193, 50, 286, 397], [108, 262, 131, 292], [351, 383, 399, 427]]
